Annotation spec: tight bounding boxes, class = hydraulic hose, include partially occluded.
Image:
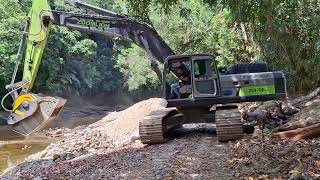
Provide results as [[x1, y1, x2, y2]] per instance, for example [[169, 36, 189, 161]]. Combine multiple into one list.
[[1, 87, 23, 112]]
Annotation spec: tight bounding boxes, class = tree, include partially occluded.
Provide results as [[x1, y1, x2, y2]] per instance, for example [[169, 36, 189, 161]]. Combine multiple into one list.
[[115, 0, 259, 90], [125, 0, 320, 92], [0, 0, 123, 99], [0, 0, 25, 98], [115, 45, 160, 91]]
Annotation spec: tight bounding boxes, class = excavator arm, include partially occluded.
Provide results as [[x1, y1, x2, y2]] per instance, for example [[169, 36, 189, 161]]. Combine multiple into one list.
[[2, 0, 174, 136], [25, 0, 174, 92], [49, 7, 174, 80]]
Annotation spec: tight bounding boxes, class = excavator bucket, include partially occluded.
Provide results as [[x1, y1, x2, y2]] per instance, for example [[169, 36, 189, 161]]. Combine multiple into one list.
[[7, 94, 66, 136]]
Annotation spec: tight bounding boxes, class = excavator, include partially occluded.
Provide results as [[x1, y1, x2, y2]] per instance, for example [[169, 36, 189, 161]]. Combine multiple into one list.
[[1, 0, 287, 144]]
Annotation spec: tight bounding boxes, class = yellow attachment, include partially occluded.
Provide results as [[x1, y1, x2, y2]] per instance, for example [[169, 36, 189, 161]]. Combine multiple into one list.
[[14, 110, 25, 116], [12, 94, 35, 112]]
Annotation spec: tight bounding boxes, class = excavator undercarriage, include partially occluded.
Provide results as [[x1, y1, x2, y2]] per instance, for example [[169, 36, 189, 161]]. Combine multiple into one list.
[[139, 106, 243, 144]]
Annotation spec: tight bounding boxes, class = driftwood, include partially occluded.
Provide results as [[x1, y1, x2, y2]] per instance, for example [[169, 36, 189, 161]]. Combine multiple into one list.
[[290, 87, 320, 106], [272, 96, 320, 133], [243, 87, 320, 141], [271, 123, 320, 141], [273, 114, 320, 132]]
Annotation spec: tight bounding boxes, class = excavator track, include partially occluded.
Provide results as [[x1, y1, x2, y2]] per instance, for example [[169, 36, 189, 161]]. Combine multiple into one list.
[[215, 108, 243, 142], [139, 108, 177, 144]]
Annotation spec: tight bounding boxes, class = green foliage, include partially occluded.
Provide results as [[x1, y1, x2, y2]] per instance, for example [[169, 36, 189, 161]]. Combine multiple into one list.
[[115, 45, 160, 90], [150, 0, 216, 54], [151, 1, 259, 66], [125, 0, 178, 24], [126, 0, 320, 93], [220, 0, 320, 92], [0, 0, 25, 98], [210, 9, 261, 65], [33, 24, 122, 96]]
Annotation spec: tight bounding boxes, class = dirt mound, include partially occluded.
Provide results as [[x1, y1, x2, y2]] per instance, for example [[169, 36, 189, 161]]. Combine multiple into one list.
[[1, 98, 167, 177], [42, 98, 167, 159]]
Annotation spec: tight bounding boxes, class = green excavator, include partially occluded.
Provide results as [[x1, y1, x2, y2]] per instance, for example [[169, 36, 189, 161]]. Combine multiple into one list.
[[1, 0, 287, 143]]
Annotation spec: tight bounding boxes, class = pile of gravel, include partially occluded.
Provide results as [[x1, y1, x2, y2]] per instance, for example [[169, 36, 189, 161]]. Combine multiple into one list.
[[43, 98, 167, 159], [29, 98, 166, 160], [2, 98, 167, 177]]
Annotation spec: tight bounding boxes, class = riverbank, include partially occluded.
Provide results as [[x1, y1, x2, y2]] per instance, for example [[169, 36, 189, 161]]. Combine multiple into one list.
[[1, 97, 320, 179], [2, 98, 236, 179], [0, 131, 60, 174]]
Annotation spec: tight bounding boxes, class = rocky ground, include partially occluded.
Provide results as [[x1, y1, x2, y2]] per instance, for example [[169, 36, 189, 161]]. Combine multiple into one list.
[[229, 137, 320, 179], [2, 135, 233, 180], [1, 96, 320, 179]]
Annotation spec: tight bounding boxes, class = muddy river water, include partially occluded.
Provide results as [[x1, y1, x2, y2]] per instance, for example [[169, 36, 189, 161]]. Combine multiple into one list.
[[0, 126, 58, 174]]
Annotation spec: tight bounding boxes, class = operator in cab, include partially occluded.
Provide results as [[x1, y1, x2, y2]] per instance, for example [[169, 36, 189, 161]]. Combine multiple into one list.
[[170, 66, 191, 99]]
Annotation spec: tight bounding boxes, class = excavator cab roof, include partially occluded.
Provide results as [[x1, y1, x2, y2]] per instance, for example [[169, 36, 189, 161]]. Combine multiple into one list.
[[164, 54, 216, 71]]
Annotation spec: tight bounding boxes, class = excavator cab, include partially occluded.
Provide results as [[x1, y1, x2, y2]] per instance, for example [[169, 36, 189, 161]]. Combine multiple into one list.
[[164, 54, 287, 109], [163, 54, 220, 101]]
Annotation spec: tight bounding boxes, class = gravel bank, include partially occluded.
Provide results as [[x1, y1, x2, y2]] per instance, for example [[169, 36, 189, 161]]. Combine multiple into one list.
[[2, 135, 233, 180], [1, 98, 234, 179], [3, 97, 320, 179]]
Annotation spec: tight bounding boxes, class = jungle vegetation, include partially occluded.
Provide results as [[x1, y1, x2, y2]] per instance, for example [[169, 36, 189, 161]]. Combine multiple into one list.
[[0, 0, 319, 102]]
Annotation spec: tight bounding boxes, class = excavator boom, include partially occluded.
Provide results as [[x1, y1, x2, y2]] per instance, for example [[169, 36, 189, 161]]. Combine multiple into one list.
[[23, 0, 52, 91], [2, 0, 174, 136]]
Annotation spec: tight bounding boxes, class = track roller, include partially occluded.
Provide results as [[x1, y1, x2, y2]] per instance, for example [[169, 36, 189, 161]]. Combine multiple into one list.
[[215, 107, 243, 142], [139, 108, 177, 144]]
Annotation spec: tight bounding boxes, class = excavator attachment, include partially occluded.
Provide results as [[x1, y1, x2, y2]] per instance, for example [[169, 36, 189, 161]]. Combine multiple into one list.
[[0, 0, 65, 135], [7, 94, 66, 136]]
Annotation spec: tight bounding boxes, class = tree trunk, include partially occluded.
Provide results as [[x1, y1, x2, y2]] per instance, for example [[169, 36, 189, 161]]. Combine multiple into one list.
[[271, 123, 320, 141], [240, 23, 249, 55], [290, 87, 320, 106]]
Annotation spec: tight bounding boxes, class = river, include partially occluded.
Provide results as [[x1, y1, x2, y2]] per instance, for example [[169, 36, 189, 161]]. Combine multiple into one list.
[[0, 126, 59, 174], [0, 98, 120, 175]]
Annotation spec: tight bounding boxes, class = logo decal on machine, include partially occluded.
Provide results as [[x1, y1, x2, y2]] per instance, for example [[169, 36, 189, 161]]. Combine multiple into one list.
[[77, 19, 110, 29], [239, 85, 275, 97]]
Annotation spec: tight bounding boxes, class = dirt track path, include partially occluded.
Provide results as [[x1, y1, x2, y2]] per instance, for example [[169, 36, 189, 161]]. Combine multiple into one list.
[[2, 134, 233, 180], [47, 134, 232, 180]]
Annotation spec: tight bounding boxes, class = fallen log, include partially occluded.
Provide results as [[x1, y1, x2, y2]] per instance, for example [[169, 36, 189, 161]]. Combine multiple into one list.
[[272, 100, 320, 133], [273, 118, 320, 133], [290, 87, 320, 106], [271, 123, 320, 141], [243, 87, 320, 131]]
